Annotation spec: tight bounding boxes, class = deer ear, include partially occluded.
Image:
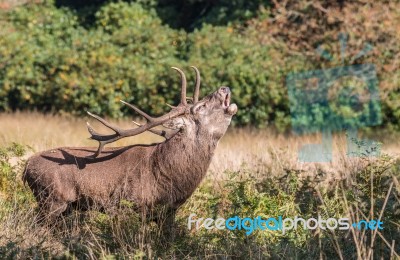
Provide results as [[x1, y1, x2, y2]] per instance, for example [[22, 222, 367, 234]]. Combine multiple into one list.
[[191, 101, 207, 114]]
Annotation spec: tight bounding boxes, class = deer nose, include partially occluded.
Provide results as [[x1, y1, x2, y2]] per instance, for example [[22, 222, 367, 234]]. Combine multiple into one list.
[[219, 87, 230, 93]]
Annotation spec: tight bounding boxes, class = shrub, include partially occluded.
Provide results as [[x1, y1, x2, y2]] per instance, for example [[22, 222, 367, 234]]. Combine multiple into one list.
[[0, 1, 186, 118], [187, 25, 311, 129], [1, 0, 400, 131], [0, 143, 34, 213]]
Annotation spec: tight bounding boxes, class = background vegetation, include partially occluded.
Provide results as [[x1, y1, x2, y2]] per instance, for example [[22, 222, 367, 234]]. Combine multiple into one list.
[[1, 0, 400, 259], [1, 0, 399, 130]]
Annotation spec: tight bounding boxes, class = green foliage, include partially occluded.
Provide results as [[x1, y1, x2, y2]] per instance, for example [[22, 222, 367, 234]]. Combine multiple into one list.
[[1, 0, 400, 130], [187, 25, 308, 129], [0, 143, 34, 215], [155, 0, 272, 29], [193, 0, 272, 26], [172, 156, 399, 259], [0, 2, 186, 118], [0, 0, 307, 130], [0, 144, 398, 258]]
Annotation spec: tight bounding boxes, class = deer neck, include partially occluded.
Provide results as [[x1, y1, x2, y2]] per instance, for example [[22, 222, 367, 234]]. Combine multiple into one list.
[[150, 129, 219, 204]]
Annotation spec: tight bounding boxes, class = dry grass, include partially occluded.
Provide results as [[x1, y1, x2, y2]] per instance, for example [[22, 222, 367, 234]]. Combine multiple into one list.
[[1, 112, 398, 182], [0, 112, 399, 259]]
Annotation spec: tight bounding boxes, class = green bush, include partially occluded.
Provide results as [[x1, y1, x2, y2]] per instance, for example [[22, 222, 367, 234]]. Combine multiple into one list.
[[0, 1, 186, 118], [1, 0, 400, 131], [187, 25, 311, 129], [0, 0, 307, 130], [0, 143, 34, 213]]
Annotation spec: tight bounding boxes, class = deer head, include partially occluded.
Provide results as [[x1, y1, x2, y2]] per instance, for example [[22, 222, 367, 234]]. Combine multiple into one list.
[[86, 66, 237, 157]]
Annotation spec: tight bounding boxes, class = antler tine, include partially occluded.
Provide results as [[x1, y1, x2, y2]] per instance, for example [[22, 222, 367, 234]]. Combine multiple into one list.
[[86, 118, 120, 158], [86, 105, 186, 157], [132, 120, 166, 138], [87, 111, 122, 134], [120, 100, 153, 121], [132, 120, 178, 139], [165, 103, 176, 109], [190, 66, 201, 103], [171, 67, 187, 106]]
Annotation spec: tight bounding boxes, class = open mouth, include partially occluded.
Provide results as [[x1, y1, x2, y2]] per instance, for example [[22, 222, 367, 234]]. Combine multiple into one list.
[[223, 92, 231, 108]]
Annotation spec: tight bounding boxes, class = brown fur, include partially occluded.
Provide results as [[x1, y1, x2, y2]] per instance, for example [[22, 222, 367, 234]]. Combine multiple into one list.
[[23, 87, 237, 221]]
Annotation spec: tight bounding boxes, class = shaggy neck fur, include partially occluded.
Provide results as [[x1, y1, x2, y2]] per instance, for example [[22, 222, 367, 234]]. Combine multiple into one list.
[[150, 128, 218, 208]]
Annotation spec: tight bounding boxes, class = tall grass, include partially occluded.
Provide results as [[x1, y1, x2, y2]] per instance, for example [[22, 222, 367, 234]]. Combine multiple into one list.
[[0, 112, 399, 259]]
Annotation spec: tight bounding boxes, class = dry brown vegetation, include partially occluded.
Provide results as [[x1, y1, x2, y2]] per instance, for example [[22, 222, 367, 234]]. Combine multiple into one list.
[[1, 112, 399, 179], [0, 112, 399, 259]]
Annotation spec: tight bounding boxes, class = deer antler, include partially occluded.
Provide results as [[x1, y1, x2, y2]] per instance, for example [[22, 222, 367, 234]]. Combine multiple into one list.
[[191, 66, 201, 103], [171, 67, 187, 106], [132, 121, 179, 139], [86, 66, 200, 158]]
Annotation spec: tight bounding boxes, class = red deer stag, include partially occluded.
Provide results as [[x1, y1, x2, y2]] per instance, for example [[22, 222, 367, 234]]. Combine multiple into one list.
[[23, 67, 237, 225]]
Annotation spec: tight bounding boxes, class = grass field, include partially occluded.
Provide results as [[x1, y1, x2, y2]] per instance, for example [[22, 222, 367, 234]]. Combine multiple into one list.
[[0, 112, 399, 259]]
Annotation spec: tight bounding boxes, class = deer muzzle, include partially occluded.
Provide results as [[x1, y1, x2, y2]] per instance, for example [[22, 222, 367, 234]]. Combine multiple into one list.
[[218, 87, 237, 116]]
